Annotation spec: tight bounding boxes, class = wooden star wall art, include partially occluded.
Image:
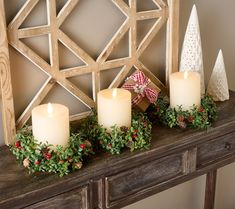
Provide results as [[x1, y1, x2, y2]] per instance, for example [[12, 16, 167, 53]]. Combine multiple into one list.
[[0, 0, 179, 144]]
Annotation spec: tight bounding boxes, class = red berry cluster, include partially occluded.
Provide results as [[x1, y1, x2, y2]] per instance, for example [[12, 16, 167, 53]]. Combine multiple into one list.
[[199, 106, 204, 113], [132, 129, 138, 139], [188, 115, 194, 122], [43, 152, 52, 160]]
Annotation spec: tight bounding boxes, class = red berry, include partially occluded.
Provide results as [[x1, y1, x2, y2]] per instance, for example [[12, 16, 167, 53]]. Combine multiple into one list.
[[188, 115, 194, 122], [199, 107, 204, 112], [134, 129, 138, 133], [15, 141, 21, 148], [108, 144, 112, 148], [80, 144, 86, 149], [35, 160, 40, 165], [132, 134, 138, 139], [45, 153, 51, 160]]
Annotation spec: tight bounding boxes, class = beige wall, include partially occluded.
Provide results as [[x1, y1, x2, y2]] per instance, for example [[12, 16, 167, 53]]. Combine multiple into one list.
[[1, 0, 235, 208]]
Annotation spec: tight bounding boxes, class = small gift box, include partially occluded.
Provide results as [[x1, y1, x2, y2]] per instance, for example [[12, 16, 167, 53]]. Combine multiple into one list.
[[122, 70, 161, 111]]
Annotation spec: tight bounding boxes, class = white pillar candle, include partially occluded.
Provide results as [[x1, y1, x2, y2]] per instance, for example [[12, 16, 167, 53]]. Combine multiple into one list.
[[97, 88, 131, 130], [170, 71, 201, 110], [32, 103, 70, 148]]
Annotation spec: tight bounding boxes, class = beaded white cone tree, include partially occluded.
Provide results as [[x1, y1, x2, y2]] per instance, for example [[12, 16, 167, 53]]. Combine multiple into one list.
[[207, 50, 229, 101], [180, 5, 205, 96]]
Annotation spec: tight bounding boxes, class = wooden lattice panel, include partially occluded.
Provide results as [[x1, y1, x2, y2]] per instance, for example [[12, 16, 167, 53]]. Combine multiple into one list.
[[1, 0, 179, 144]]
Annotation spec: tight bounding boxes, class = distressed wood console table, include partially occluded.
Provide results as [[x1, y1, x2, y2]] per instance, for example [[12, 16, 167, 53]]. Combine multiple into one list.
[[0, 91, 235, 209]]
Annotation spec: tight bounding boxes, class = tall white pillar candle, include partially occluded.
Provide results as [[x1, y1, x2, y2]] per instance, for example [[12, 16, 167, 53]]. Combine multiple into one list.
[[170, 71, 201, 110], [97, 88, 131, 130], [32, 103, 70, 147]]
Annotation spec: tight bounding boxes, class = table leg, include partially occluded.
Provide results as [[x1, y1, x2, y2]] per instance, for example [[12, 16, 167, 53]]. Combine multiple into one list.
[[204, 170, 217, 209]]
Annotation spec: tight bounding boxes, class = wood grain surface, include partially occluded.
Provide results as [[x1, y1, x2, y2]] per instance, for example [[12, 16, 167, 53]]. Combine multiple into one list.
[[0, 91, 235, 209], [204, 170, 217, 209], [0, 0, 16, 145]]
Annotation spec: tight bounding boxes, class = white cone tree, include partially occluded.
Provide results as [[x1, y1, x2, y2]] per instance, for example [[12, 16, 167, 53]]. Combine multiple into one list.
[[180, 5, 205, 96], [207, 50, 229, 101]]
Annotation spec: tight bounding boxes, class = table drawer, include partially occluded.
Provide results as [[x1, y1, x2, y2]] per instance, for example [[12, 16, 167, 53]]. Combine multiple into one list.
[[105, 153, 184, 208], [25, 186, 88, 209], [197, 131, 235, 167]]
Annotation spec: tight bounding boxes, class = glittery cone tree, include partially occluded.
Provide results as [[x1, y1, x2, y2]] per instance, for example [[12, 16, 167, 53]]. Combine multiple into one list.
[[180, 5, 205, 96], [207, 50, 229, 101]]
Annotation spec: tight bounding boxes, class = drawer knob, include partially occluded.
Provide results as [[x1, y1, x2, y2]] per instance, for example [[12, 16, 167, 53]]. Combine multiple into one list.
[[225, 142, 232, 150]]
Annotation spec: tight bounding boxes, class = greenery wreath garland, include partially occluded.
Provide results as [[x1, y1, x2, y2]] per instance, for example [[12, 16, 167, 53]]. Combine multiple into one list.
[[10, 127, 94, 176], [148, 94, 217, 129], [80, 111, 152, 155]]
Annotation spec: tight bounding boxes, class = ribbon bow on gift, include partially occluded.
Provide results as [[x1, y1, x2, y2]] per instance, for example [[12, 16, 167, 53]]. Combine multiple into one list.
[[122, 71, 158, 105]]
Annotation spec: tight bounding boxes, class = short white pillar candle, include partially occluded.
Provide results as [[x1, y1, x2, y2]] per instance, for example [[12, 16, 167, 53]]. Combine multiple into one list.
[[32, 103, 70, 148], [170, 71, 201, 110], [97, 88, 132, 130]]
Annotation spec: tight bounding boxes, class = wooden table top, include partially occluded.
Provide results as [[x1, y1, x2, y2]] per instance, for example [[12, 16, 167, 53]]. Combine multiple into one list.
[[0, 91, 235, 207]]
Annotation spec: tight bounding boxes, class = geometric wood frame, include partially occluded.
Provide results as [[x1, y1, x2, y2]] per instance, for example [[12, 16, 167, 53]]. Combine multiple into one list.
[[1, 0, 179, 145]]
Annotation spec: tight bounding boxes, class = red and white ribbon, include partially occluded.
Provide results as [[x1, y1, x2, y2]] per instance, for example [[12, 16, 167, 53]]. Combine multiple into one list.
[[122, 71, 158, 106]]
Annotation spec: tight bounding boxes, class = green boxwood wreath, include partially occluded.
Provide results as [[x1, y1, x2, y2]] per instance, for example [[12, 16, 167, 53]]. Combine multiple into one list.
[[10, 127, 94, 176], [80, 110, 152, 155], [147, 94, 217, 129]]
